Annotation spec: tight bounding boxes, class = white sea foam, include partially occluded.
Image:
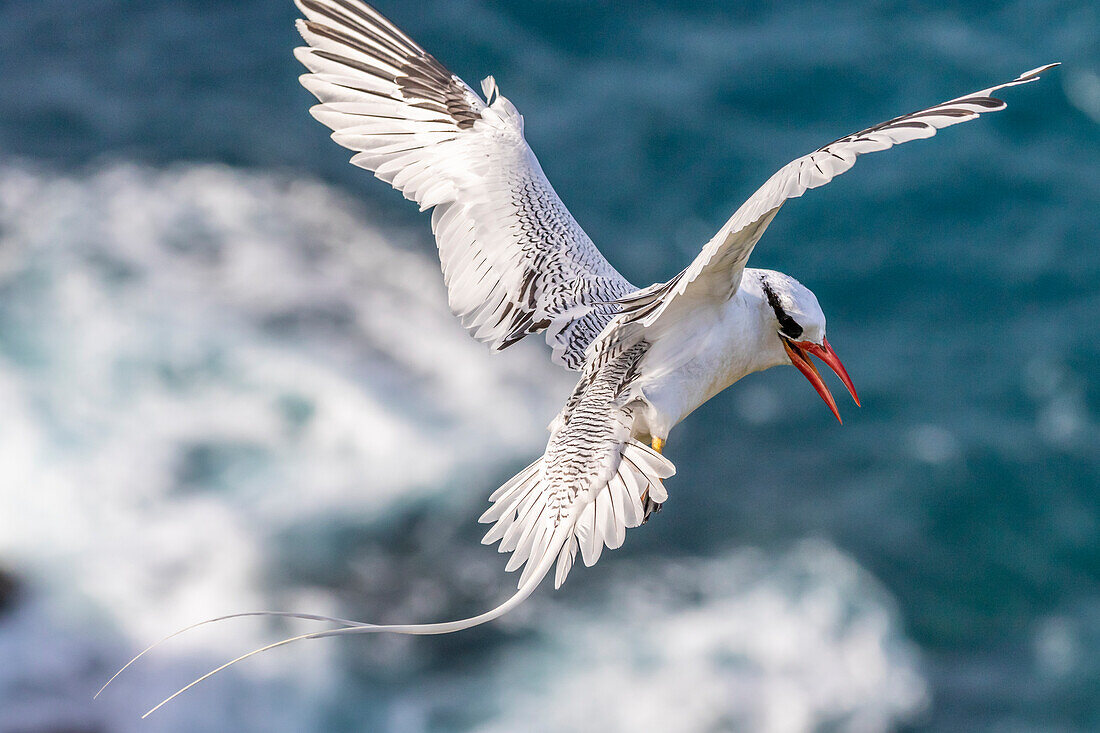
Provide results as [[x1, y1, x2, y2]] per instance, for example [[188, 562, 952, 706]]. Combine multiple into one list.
[[0, 162, 926, 732], [0, 161, 568, 731], [476, 541, 928, 733]]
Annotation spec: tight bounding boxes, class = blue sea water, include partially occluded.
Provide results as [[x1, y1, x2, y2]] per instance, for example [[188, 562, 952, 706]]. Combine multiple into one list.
[[0, 1, 1097, 731]]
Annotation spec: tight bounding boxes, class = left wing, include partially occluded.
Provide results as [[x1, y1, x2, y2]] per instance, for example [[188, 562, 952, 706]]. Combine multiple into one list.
[[617, 64, 1059, 326]]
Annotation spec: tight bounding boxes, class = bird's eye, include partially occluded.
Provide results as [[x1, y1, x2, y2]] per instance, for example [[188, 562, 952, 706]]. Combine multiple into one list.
[[778, 316, 803, 340]]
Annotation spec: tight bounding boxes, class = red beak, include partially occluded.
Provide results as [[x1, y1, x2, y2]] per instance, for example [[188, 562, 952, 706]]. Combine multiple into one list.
[[781, 337, 860, 423]]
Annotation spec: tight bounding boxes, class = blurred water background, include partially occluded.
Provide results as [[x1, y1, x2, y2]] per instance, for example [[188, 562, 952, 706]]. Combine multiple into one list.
[[0, 1, 1097, 731]]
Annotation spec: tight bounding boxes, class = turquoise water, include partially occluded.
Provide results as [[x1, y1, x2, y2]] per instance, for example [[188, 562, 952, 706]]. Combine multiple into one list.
[[0, 1, 1096, 731]]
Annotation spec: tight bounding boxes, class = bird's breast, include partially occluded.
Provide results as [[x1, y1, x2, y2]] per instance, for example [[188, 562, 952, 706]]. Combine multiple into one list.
[[627, 298, 773, 438]]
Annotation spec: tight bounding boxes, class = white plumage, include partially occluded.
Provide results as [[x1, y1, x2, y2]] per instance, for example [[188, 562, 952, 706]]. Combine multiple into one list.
[[102, 0, 1057, 715]]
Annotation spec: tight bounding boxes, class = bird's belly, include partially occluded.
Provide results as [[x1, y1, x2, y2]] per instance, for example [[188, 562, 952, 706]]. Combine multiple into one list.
[[636, 359, 730, 429]]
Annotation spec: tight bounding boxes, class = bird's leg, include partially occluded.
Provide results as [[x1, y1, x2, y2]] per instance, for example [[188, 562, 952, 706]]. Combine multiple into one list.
[[642, 437, 667, 524]]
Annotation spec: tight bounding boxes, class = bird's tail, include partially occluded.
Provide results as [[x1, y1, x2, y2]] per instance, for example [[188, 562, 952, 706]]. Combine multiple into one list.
[[479, 438, 674, 589], [98, 497, 588, 719], [99, 357, 673, 718]]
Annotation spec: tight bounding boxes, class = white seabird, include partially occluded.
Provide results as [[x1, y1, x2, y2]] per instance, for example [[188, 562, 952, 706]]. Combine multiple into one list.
[[105, 0, 1057, 715]]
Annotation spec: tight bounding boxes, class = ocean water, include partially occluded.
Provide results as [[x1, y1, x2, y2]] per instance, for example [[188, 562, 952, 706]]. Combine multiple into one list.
[[0, 1, 1096, 732]]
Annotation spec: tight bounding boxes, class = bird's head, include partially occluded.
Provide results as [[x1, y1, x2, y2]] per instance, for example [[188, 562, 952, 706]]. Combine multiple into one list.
[[756, 271, 860, 423]]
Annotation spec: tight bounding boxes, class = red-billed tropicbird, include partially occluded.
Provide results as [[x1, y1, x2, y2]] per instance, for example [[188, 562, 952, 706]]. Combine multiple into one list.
[[104, 0, 1057, 715]]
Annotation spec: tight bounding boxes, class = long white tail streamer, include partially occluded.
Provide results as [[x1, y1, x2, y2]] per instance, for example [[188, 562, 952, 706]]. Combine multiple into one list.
[[93, 610, 372, 701], [99, 501, 584, 718]]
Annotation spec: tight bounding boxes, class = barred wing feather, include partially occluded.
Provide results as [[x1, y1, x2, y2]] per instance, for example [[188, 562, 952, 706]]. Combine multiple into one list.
[[294, 0, 633, 369], [618, 64, 1060, 326]]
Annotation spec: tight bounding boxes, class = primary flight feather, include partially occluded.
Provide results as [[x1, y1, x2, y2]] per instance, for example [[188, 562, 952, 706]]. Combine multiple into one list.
[[101, 0, 1056, 714]]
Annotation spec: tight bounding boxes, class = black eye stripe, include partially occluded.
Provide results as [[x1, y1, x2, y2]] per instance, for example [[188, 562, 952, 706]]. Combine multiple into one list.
[[761, 278, 804, 340], [778, 314, 803, 340]]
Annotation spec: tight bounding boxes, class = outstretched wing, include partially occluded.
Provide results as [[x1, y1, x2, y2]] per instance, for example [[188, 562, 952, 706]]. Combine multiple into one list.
[[617, 64, 1059, 326], [294, 0, 634, 369]]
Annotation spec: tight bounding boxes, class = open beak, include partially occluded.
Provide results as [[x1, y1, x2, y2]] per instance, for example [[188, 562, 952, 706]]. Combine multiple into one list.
[[781, 337, 860, 423]]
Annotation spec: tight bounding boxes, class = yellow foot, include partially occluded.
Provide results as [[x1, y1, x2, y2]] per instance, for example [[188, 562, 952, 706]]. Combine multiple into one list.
[[651, 437, 665, 454]]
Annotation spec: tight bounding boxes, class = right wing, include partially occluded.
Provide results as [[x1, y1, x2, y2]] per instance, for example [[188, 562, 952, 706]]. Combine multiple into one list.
[[294, 0, 634, 369], [617, 64, 1059, 326]]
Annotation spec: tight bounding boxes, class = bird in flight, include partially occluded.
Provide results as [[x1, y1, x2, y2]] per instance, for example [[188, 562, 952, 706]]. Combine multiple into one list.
[[102, 0, 1056, 715]]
